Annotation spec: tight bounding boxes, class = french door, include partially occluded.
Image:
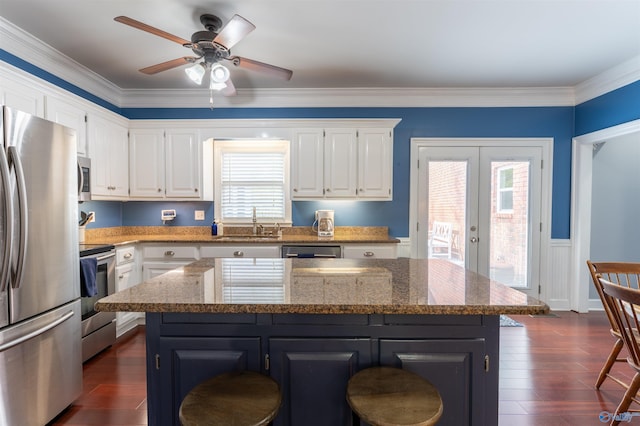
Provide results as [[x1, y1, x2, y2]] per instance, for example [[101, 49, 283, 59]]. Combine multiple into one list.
[[417, 145, 542, 297]]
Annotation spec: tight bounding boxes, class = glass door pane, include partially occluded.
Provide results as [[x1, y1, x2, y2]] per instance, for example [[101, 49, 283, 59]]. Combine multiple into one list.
[[478, 147, 541, 297]]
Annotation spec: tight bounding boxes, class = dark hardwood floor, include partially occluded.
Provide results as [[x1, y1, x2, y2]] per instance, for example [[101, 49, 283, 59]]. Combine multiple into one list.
[[50, 311, 630, 425]]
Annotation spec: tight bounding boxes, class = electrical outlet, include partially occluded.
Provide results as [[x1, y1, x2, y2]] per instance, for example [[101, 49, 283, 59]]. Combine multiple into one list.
[[194, 210, 205, 221], [89, 211, 96, 222]]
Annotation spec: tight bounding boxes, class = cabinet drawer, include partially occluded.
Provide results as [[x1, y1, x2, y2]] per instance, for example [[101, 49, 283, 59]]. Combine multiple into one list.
[[342, 244, 397, 259], [200, 245, 280, 258], [116, 246, 135, 265], [143, 245, 199, 260]]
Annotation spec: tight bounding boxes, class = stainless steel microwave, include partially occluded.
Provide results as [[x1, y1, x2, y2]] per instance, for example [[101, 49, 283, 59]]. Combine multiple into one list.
[[77, 156, 91, 202]]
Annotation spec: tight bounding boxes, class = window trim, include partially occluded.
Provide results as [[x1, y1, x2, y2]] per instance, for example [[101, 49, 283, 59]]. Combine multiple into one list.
[[213, 139, 292, 226], [496, 165, 514, 214]]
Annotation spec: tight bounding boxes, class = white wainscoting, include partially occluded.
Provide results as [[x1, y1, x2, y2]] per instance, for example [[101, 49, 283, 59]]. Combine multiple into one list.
[[547, 239, 572, 311]]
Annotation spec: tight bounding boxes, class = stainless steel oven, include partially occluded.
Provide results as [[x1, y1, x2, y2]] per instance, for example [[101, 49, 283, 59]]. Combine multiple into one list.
[[79, 244, 116, 362]]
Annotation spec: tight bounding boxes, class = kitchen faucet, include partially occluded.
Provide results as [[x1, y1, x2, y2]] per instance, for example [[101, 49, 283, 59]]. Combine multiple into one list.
[[252, 207, 257, 235]]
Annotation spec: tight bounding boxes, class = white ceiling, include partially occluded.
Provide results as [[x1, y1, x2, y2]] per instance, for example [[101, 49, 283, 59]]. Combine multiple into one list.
[[1, 0, 639, 95]]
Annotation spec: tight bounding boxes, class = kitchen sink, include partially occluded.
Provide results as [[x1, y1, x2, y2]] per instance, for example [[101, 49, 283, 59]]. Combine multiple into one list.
[[212, 235, 280, 241]]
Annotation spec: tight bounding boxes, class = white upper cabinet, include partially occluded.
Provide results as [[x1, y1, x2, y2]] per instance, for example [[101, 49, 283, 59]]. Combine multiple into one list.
[[291, 129, 324, 198], [357, 128, 393, 199], [129, 129, 165, 198], [87, 113, 129, 199], [0, 75, 45, 118], [45, 95, 88, 155], [291, 126, 394, 200], [129, 128, 211, 200], [165, 130, 201, 198], [324, 128, 358, 198]]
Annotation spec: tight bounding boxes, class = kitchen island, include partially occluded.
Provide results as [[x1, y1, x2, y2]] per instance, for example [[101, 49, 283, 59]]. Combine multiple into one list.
[[96, 257, 548, 426]]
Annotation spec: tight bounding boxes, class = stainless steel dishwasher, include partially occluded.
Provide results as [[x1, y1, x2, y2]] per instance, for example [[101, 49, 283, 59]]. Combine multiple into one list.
[[281, 245, 342, 258]]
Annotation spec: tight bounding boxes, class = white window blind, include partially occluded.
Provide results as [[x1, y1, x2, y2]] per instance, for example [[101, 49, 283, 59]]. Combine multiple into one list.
[[214, 140, 291, 224]]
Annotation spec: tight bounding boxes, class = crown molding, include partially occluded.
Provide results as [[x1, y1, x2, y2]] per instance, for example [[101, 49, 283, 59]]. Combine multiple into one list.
[[119, 86, 575, 108], [574, 55, 640, 105], [3, 15, 637, 109], [0, 17, 122, 107]]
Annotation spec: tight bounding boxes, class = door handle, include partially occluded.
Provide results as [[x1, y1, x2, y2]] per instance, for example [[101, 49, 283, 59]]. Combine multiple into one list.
[[470, 237, 478, 243]]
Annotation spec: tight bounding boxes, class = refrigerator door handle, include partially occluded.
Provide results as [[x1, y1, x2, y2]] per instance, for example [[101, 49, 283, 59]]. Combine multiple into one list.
[[0, 147, 13, 292], [0, 309, 75, 352], [7, 146, 27, 289]]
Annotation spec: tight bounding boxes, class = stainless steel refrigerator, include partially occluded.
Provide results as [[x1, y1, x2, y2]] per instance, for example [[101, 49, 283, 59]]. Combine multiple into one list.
[[0, 106, 82, 425]]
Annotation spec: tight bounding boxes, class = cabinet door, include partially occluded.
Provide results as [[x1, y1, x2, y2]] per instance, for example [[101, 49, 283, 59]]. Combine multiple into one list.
[[358, 128, 392, 199], [156, 337, 262, 426], [200, 245, 281, 258], [115, 263, 139, 335], [129, 129, 165, 198], [0, 76, 45, 117], [342, 244, 398, 259], [324, 129, 357, 198], [45, 96, 87, 155], [291, 129, 324, 198], [379, 339, 487, 426], [165, 129, 201, 198], [109, 123, 130, 197], [88, 114, 129, 199], [269, 338, 372, 426]]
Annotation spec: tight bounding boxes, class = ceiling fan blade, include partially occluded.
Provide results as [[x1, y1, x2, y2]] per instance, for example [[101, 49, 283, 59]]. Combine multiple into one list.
[[220, 78, 237, 97], [114, 16, 191, 46], [213, 14, 256, 50], [139, 57, 198, 75], [227, 56, 293, 80]]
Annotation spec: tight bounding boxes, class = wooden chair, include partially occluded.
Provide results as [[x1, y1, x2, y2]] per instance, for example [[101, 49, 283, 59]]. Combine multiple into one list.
[[587, 261, 640, 389], [600, 279, 640, 425], [179, 370, 281, 426], [346, 366, 443, 426]]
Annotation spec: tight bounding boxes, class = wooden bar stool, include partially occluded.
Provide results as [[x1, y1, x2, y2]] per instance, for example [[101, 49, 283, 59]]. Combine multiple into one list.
[[179, 370, 281, 426], [347, 366, 443, 426]]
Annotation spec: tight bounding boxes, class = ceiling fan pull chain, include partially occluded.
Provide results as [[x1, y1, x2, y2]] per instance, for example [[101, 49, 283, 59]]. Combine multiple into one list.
[[209, 89, 214, 109]]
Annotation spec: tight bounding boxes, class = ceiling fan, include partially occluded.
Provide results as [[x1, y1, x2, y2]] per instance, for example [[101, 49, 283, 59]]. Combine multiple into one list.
[[114, 13, 293, 96]]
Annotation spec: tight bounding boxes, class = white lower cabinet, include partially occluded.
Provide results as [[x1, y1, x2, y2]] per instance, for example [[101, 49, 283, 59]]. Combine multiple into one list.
[[141, 244, 200, 281], [200, 245, 280, 259], [115, 245, 142, 336], [342, 244, 398, 259]]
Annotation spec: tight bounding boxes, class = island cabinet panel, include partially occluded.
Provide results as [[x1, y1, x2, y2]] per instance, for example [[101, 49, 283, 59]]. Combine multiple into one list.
[[269, 338, 373, 426], [144, 313, 499, 426], [380, 339, 487, 426], [155, 336, 262, 425]]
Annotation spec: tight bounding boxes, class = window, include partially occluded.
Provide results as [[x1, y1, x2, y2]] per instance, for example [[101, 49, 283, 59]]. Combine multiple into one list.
[[497, 166, 514, 213], [214, 140, 291, 224]]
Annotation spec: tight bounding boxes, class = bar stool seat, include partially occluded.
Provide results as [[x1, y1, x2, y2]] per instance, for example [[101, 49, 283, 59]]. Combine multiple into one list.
[[179, 370, 281, 426], [347, 366, 443, 426]]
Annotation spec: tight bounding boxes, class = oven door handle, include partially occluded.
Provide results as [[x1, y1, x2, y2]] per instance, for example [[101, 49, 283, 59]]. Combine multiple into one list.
[[95, 252, 115, 262]]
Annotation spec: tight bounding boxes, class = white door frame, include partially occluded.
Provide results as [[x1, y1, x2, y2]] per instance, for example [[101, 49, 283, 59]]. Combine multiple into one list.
[[409, 138, 553, 301], [570, 119, 640, 312]]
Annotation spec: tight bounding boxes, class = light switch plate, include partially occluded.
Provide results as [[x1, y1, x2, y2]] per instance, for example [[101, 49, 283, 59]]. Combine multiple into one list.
[[194, 210, 205, 220]]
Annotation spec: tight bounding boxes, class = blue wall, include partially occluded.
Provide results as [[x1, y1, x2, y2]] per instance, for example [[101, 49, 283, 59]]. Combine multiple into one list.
[[119, 106, 574, 238], [575, 80, 640, 135], [7, 50, 640, 239]]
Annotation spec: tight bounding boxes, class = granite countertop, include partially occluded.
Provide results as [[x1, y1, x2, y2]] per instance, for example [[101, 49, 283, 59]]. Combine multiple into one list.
[[96, 258, 549, 316], [82, 226, 399, 246]]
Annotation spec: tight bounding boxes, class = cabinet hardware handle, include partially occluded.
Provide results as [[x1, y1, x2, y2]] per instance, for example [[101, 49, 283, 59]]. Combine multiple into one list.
[[118, 274, 124, 279], [233, 251, 244, 257], [293, 188, 298, 192], [124, 253, 132, 259], [326, 188, 331, 192], [165, 251, 175, 256], [157, 188, 162, 192], [194, 188, 198, 192], [359, 188, 364, 192], [364, 251, 374, 257]]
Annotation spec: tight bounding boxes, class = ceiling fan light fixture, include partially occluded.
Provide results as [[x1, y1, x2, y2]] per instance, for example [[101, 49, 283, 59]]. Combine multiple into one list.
[[209, 81, 228, 91], [185, 63, 205, 85], [210, 63, 230, 83]]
